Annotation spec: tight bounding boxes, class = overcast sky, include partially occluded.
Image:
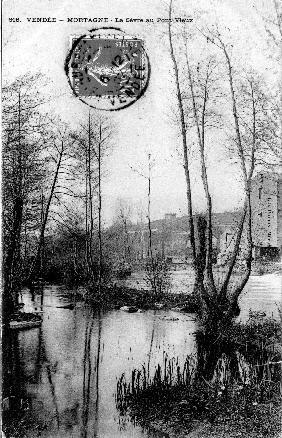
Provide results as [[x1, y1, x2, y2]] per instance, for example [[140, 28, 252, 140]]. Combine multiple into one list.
[[2, 0, 275, 225]]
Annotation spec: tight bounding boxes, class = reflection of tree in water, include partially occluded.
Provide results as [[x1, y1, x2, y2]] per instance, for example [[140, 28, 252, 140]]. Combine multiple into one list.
[[81, 315, 94, 438], [34, 323, 60, 429], [94, 310, 102, 438], [147, 310, 157, 377], [2, 328, 40, 436], [3, 330, 26, 411], [2, 285, 45, 411], [4, 303, 104, 437], [31, 287, 61, 430], [81, 309, 102, 438], [34, 323, 43, 383], [34, 295, 81, 434]]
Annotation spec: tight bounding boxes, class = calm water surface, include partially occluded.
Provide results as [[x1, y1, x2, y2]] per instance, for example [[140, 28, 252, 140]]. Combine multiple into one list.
[[10, 286, 196, 438], [7, 271, 281, 438], [122, 270, 281, 319]]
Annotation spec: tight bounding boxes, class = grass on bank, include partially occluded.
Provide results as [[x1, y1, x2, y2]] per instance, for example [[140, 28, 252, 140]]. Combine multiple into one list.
[[87, 284, 199, 312], [116, 312, 282, 438]]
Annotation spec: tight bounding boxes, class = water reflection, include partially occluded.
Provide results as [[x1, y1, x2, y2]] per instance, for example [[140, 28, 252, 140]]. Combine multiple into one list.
[[8, 331, 27, 410], [94, 310, 102, 438], [3, 272, 280, 437], [81, 309, 102, 438], [3, 286, 197, 438], [81, 315, 94, 438]]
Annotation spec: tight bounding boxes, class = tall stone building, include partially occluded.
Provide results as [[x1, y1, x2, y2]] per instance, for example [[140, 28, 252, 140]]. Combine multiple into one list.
[[251, 172, 281, 259], [217, 172, 281, 263]]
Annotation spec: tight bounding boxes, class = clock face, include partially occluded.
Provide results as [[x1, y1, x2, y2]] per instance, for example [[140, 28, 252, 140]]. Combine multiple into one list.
[[65, 29, 150, 111]]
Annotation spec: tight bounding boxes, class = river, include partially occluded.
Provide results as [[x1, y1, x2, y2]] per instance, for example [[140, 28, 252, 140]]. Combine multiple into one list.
[[4, 271, 281, 438]]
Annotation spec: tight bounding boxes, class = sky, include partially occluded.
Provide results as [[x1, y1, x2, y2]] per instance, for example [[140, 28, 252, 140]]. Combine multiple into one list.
[[2, 0, 276, 225]]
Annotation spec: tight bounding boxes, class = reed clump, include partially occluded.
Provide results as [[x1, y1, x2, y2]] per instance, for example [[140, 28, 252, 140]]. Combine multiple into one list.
[[116, 314, 282, 437]]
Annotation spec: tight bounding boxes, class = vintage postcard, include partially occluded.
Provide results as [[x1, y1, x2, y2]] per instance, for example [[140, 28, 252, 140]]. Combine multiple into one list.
[[1, 0, 281, 437]]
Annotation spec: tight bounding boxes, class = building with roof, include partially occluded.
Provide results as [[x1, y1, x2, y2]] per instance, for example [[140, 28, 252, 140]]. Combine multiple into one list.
[[218, 172, 282, 262]]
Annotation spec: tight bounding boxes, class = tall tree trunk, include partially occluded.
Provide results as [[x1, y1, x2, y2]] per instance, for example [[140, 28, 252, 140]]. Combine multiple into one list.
[[85, 138, 90, 277], [168, 1, 210, 310], [98, 124, 102, 296], [4, 91, 24, 317], [217, 37, 255, 305], [81, 317, 94, 438], [147, 153, 156, 294], [88, 112, 95, 281], [94, 310, 102, 437], [28, 141, 64, 284], [4, 195, 23, 316], [184, 48, 216, 292], [168, 6, 196, 265]]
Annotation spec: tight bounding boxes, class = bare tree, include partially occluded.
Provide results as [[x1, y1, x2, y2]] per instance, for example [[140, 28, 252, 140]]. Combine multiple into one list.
[[257, 0, 282, 50], [114, 198, 133, 263], [2, 74, 47, 316], [130, 154, 155, 261], [256, 0, 282, 152], [222, 70, 280, 178], [130, 155, 171, 297], [28, 119, 76, 284], [182, 45, 223, 294], [168, 1, 276, 377], [73, 111, 113, 293], [212, 32, 255, 301]]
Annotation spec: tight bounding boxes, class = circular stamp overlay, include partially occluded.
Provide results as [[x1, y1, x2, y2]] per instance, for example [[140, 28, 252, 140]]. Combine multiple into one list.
[[65, 27, 150, 111]]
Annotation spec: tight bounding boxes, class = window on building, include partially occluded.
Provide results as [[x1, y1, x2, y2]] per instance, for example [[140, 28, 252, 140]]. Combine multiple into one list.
[[258, 187, 262, 199]]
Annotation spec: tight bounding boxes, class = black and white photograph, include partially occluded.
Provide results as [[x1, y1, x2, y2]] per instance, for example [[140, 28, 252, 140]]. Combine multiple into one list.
[[1, 0, 282, 437]]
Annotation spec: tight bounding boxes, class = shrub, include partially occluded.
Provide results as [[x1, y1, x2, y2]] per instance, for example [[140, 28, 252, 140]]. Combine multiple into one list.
[[145, 256, 172, 300]]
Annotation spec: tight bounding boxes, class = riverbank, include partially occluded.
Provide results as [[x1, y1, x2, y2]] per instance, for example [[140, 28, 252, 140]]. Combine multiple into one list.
[[116, 312, 282, 438], [86, 284, 199, 312], [251, 261, 282, 276], [6, 311, 42, 330], [2, 278, 281, 438], [145, 394, 281, 438], [138, 386, 281, 438]]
